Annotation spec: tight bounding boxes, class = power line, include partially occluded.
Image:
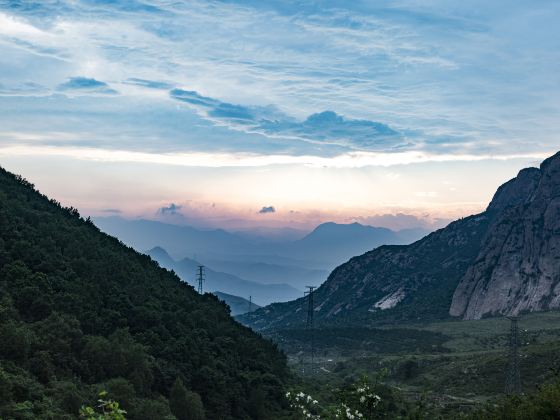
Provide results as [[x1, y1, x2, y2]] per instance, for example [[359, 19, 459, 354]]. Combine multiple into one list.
[[505, 316, 522, 395], [196, 265, 205, 294]]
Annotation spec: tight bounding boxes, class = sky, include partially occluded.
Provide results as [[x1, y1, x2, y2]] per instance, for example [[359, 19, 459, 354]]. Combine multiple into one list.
[[0, 0, 559, 232]]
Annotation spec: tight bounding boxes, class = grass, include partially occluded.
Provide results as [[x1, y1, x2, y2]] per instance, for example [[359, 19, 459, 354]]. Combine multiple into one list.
[[273, 310, 560, 410]]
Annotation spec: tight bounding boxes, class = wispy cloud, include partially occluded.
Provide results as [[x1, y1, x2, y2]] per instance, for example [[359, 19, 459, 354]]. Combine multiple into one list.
[[0, 142, 550, 169], [0, 82, 48, 96], [123, 78, 173, 90], [170, 89, 404, 150], [0, 0, 559, 160]]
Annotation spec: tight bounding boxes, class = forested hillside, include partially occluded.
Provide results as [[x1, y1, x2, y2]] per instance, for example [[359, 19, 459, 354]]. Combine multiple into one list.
[[0, 167, 289, 419]]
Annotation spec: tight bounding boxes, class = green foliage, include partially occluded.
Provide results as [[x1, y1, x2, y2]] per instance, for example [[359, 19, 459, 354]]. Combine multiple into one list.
[[0, 167, 289, 419], [467, 380, 560, 420], [80, 391, 127, 420], [169, 378, 205, 420]]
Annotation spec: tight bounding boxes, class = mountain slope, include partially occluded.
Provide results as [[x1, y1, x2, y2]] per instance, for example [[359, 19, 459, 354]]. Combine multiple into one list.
[[202, 258, 329, 288], [241, 152, 560, 329], [214, 292, 261, 316], [146, 247, 302, 305], [450, 154, 560, 319], [0, 167, 288, 419], [241, 214, 489, 330]]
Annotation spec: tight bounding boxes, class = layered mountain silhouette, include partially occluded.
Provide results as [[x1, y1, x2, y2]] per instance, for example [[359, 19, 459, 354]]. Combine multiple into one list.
[[95, 217, 428, 294], [241, 151, 560, 330], [146, 247, 301, 305], [214, 291, 261, 316], [285, 222, 428, 266]]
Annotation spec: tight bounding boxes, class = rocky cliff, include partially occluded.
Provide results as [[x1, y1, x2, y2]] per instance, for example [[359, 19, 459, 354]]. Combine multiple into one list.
[[450, 153, 560, 319], [241, 151, 560, 330]]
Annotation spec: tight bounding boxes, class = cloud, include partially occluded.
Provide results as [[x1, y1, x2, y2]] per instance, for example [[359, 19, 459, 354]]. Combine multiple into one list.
[[158, 203, 182, 215], [1, 0, 560, 159], [100, 208, 122, 214], [0, 82, 48, 96], [57, 77, 118, 96], [258, 206, 276, 214], [170, 89, 403, 151], [0, 142, 549, 169], [123, 78, 173, 90]]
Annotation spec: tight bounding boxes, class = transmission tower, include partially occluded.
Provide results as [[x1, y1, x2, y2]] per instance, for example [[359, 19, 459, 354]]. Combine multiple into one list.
[[305, 286, 316, 375], [248, 295, 252, 313], [196, 265, 205, 294], [505, 316, 522, 395]]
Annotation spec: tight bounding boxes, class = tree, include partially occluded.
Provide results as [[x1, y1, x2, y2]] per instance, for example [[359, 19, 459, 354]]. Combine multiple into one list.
[[80, 391, 127, 420], [169, 378, 205, 420]]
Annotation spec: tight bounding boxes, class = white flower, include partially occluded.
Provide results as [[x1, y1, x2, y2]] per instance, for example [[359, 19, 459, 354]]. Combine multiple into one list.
[[313, 400, 318, 405], [359, 396, 366, 403]]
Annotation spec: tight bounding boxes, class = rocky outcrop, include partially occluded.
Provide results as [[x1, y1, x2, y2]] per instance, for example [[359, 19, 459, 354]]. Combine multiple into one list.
[[241, 151, 560, 330], [450, 152, 560, 319]]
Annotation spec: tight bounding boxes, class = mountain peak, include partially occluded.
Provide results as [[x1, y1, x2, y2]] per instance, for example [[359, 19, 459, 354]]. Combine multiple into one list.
[[243, 150, 560, 328], [148, 245, 169, 255], [486, 166, 540, 212]]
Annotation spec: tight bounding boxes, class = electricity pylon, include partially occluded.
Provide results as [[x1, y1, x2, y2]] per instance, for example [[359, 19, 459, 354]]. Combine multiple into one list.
[[505, 316, 522, 395], [196, 265, 205, 294], [305, 286, 316, 375]]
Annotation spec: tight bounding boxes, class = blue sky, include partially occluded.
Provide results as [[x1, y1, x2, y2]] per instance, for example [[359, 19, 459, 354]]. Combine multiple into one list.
[[0, 0, 558, 230]]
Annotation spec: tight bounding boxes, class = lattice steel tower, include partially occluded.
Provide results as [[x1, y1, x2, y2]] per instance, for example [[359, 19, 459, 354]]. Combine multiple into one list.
[[305, 286, 316, 375], [196, 265, 205, 294], [505, 316, 522, 395]]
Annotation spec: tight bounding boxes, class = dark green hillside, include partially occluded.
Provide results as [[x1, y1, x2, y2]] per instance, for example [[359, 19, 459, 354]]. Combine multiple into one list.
[[0, 167, 289, 419]]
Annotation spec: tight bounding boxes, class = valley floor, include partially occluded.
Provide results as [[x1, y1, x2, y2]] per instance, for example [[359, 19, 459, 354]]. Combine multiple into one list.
[[273, 311, 560, 416]]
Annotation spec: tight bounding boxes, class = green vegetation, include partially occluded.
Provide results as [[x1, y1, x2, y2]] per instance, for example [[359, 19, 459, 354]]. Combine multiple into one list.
[[274, 311, 560, 418], [0, 167, 289, 419], [80, 391, 127, 420], [467, 379, 560, 420]]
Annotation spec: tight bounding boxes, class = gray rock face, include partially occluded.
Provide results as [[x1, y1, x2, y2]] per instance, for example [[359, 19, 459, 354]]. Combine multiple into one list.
[[450, 152, 560, 319], [242, 151, 560, 330]]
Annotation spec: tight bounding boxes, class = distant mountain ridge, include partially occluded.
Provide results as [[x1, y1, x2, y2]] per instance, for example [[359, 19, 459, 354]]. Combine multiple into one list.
[[240, 151, 560, 330], [95, 217, 429, 291], [214, 292, 261, 316], [146, 247, 301, 306], [288, 222, 427, 265]]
